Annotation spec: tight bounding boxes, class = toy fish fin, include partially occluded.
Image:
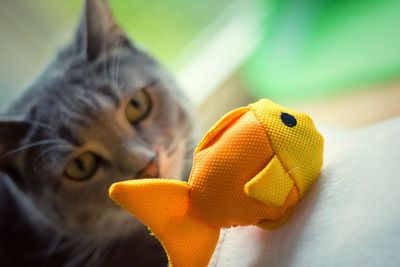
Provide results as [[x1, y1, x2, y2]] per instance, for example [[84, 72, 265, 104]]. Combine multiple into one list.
[[196, 106, 249, 152], [160, 213, 220, 267], [109, 179, 220, 267], [244, 155, 294, 207]]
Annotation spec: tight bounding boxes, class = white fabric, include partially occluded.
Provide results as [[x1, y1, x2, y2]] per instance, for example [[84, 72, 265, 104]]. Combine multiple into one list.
[[209, 117, 400, 267]]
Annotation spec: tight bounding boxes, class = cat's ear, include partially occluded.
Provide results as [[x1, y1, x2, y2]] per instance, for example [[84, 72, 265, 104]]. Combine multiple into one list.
[[75, 0, 130, 61], [0, 117, 31, 179]]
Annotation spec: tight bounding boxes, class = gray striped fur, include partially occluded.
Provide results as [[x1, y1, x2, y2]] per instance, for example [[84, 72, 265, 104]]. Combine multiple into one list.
[[0, 0, 194, 266]]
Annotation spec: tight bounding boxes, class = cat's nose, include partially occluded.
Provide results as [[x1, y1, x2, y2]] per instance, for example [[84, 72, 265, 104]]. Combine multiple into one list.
[[138, 158, 159, 178], [117, 144, 157, 175]]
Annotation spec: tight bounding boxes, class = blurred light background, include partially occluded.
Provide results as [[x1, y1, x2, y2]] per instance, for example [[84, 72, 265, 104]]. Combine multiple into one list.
[[1, 0, 399, 131]]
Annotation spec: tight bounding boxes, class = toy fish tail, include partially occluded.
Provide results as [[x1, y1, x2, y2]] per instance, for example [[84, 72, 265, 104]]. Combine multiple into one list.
[[109, 179, 220, 267]]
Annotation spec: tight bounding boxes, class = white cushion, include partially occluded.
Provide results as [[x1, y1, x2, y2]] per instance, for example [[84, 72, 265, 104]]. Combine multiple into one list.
[[209, 117, 400, 267]]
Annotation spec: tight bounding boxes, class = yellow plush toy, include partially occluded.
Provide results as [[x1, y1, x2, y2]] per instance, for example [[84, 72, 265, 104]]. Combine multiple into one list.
[[109, 99, 324, 267]]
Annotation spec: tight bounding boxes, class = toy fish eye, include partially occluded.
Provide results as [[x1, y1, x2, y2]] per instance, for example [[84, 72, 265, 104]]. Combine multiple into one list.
[[280, 112, 297, 127]]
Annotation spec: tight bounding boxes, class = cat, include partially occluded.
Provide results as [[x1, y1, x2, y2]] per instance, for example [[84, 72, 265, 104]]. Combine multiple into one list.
[[0, 0, 194, 266]]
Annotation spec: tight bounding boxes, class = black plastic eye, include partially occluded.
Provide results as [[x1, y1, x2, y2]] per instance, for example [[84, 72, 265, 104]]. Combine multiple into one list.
[[280, 112, 297, 127]]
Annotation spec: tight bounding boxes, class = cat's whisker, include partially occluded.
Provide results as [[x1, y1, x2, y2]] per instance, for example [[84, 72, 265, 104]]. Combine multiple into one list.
[[103, 32, 113, 85], [63, 251, 86, 267], [26, 119, 56, 132], [40, 231, 64, 259], [0, 116, 56, 132], [84, 65, 99, 89], [113, 40, 123, 89], [16, 231, 64, 261], [65, 236, 98, 267], [33, 145, 63, 174], [86, 232, 116, 266], [91, 226, 120, 265], [53, 235, 83, 252], [110, 42, 118, 86], [0, 139, 64, 160], [86, 245, 103, 266]]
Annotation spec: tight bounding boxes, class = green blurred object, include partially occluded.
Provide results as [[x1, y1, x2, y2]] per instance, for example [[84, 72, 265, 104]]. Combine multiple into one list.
[[241, 0, 400, 101], [33, 0, 231, 67], [109, 0, 231, 66]]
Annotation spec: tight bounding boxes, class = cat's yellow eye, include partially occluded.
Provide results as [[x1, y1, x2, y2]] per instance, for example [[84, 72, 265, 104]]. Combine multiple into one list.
[[125, 89, 152, 124], [65, 152, 97, 181]]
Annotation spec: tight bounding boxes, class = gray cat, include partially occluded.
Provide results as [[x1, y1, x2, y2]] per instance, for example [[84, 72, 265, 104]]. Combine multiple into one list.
[[0, 0, 194, 266]]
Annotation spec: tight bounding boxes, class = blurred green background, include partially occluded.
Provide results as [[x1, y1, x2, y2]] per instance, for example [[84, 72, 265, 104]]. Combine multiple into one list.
[[1, 0, 399, 127], [242, 0, 400, 101]]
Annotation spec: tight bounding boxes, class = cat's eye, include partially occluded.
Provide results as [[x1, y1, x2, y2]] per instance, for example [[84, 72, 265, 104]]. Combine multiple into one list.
[[64, 152, 98, 181], [125, 89, 152, 124]]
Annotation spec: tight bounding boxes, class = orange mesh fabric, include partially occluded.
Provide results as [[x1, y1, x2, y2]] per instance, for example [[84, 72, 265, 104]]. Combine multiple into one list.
[[109, 180, 220, 267], [189, 110, 288, 227], [109, 99, 324, 267]]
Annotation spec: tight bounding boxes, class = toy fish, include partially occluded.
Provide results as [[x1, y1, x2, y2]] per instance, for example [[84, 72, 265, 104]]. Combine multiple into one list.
[[109, 99, 324, 267]]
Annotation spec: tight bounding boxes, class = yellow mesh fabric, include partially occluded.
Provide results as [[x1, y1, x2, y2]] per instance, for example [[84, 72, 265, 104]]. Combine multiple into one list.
[[244, 155, 294, 207], [249, 99, 324, 197]]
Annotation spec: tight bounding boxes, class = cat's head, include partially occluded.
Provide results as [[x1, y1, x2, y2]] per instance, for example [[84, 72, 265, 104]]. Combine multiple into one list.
[[0, 0, 194, 238]]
